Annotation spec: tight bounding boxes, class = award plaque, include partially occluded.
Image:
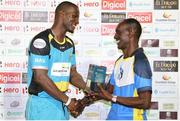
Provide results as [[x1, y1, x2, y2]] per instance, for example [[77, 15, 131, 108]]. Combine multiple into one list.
[[86, 64, 107, 92]]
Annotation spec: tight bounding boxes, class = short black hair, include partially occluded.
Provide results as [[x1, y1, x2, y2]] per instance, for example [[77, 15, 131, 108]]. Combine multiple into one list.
[[123, 18, 142, 39], [55, 1, 78, 14]]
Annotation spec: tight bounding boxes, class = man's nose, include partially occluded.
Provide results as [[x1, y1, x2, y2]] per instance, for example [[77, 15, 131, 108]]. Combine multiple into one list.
[[76, 19, 79, 25], [114, 34, 118, 40]]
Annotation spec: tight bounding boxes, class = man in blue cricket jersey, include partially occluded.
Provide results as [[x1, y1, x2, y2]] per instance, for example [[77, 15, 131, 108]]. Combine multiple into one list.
[[25, 1, 91, 120], [97, 18, 152, 120]]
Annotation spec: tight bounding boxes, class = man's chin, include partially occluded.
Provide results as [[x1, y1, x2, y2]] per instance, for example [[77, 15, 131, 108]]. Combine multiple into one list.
[[117, 45, 122, 50]]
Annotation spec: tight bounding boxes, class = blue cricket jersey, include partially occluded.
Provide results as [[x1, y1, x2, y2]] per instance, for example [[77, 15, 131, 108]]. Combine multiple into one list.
[[107, 48, 152, 120], [27, 29, 76, 97]]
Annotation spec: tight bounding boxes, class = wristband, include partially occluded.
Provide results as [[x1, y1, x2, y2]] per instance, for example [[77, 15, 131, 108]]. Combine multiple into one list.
[[112, 95, 117, 102], [65, 97, 71, 106]]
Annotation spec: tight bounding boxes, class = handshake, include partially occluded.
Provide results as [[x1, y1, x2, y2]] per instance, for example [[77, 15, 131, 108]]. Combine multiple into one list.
[[67, 93, 99, 118]]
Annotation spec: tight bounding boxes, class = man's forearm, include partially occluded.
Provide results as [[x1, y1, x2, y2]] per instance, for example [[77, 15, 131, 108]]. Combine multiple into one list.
[[116, 96, 150, 109], [114, 91, 151, 109], [70, 72, 86, 90]]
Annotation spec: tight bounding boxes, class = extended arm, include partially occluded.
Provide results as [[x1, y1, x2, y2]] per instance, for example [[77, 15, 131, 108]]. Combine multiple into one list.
[[98, 85, 151, 109], [69, 66, 86, 90], [115, 91, 151, 109]]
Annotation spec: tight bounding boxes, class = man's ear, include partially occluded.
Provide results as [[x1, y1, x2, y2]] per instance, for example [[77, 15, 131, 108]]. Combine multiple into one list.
[[59, 11, 65, 17], [122, 31, 129, 41], [129, 28, 135, 37]]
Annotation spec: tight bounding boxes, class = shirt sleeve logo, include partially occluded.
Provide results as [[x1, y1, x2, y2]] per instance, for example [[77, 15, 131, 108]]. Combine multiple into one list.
[[33, 39, 46, 49]]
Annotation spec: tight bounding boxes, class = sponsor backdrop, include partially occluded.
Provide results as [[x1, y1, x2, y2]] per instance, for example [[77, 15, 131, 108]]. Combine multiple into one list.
[[0, 0, 179, 120]]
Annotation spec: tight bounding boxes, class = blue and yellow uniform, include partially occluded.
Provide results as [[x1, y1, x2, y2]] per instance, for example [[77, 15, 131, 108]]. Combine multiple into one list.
[[25, 29, 76, 120], [107, 48, 152, 120]]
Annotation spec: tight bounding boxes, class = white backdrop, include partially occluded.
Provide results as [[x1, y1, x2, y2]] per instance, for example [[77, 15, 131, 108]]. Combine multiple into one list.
[[0, 0, 179, 120]]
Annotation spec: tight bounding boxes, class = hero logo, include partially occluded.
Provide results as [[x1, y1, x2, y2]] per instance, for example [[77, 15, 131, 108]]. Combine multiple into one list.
[[0, 87, 27, 94], [127, 12, 152, 23], [24, 0, 47, 7], [101, 24, 116, 36], [1, 61, 27, 70], [0, 72, 21, 84], [24, 25, 46, 33], [77, 25, 100, 35], [1, 0, 21, 6], [0, 87, 20, 94], [78, 1, 100, 8], [0, 24, 22, 32], [0, 10, 22, 22], [102, 0, 126, 10]]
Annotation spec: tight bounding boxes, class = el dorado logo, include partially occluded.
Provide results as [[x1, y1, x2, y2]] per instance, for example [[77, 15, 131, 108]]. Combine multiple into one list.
[[154, 0, 178, 9], [153, 61, 178, 72]]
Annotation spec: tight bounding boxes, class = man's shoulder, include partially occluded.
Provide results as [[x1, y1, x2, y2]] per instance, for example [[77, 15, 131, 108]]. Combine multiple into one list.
[[134, 48, 150, 64], [29, 29, 51, 55], [134, 48, 152, 78], [32, 29, 50, 41]]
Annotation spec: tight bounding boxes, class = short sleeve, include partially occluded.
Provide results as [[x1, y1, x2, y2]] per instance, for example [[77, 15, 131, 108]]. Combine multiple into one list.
[[134, 52, 152, 93], [29, 38, 50, 69]]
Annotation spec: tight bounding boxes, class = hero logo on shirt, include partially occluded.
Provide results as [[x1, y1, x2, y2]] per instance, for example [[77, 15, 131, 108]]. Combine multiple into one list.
[[51, 63, 71, 77], [33, 38, 46, 49]]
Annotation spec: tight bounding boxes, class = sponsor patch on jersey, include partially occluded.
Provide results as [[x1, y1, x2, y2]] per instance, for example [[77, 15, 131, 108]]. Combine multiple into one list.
[[114, 57, 134, 87], [51, 63, 71, 76], [33, 38, 46, 49]]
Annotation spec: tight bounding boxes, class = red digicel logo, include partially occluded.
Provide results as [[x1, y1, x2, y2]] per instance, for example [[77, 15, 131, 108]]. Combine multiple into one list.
[[0, 10, 22, 22], [127, 12, 152, 23], [101, 24, 116, 36], [0, 72, 21, 84], [102, 0, 126, 10]]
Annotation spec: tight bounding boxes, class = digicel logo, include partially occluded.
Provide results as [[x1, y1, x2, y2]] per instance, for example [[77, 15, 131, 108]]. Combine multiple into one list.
[[101, 24, 117, 36], [0, 72, 21, 84], [102, 0, 126, 10], [127, 12, 152, 23], [0, 10, 22, 22]]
